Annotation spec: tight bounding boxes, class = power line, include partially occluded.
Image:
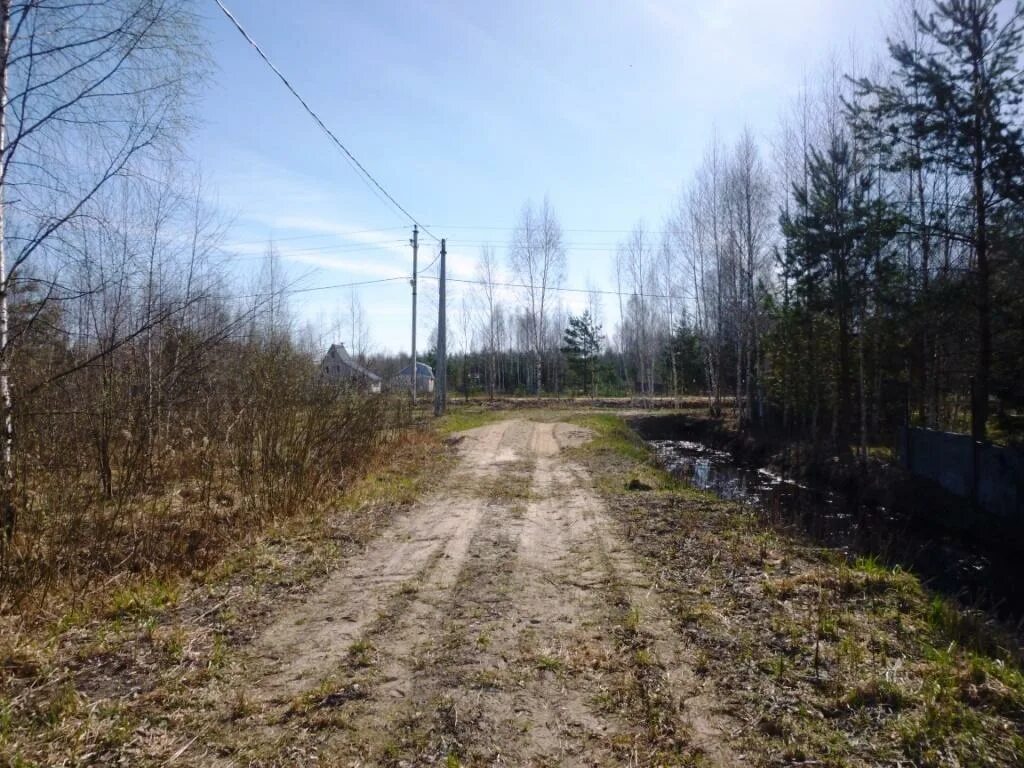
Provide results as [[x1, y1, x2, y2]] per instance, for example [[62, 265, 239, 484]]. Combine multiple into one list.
[[439, 240, 642, 252], [223, 238, 640, 261], [215, 275, 408, 302], [285, 276, 408, 296], [221, 241, 410, 260], [427, 224, 677, 235], [48, 272, 700, 347], [214, 273, 695, 304], [192, 206, 991, 253], [52, 276, 410, 343], [219, 226, 680, 252], [418, 243, 443, 275], [212, 0, 440, 242], [418, 274, 696, 303]]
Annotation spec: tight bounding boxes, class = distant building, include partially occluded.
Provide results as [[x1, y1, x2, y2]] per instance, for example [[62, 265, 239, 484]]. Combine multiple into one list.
[[320, 343, 382, 393], [393, 361, 435, 394]]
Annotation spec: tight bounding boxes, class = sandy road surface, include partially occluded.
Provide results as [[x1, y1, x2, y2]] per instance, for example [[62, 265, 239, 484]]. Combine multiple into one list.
[[175, 419, 738, 766]]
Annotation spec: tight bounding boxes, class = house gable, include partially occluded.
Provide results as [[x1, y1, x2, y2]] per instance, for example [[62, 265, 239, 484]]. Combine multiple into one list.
[[321, 344, 381, 384]]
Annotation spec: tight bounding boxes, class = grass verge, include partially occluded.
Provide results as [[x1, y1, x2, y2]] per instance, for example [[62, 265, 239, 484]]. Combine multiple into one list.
[[575, 413, 1024, 767]]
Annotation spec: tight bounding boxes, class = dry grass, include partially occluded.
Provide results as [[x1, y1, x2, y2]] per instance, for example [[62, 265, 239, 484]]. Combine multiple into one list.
[[2, 386, 406, 619], [0, 421, 449, 766], [580, 415, 1024, 767], [11, 407, 1016, 766], [435, 397, 710, 436]]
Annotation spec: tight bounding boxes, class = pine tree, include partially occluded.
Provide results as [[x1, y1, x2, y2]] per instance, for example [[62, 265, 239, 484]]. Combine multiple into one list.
[[561, 311, 603, 397], [853, 0, 1024, 441], [780, 137, 902, 452], [665, 322, 707, 394]]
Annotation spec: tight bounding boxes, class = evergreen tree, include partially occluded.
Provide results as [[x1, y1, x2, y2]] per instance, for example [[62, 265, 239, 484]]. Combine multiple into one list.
[[780, 137, 902, 452], [561, 311, 603, 397], [853, 0, 1024, 441], [665, 322, 706, 394]]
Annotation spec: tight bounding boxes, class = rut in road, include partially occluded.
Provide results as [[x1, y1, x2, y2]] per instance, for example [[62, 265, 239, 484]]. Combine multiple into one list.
[[173, 419, 740, 766]]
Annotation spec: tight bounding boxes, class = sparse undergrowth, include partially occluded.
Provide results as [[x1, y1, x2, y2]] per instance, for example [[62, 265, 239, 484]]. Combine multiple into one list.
[[0, 423, 450, 767], [579, 414, 1024, 767]]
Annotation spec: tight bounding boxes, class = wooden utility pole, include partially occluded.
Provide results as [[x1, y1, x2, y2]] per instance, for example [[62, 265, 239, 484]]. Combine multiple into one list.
[[434, 239, 447, 416], [409, 225, 418, 403]]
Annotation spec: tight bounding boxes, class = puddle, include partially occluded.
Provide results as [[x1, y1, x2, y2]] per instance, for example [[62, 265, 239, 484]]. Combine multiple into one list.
[[649, 438, 1018, 620]]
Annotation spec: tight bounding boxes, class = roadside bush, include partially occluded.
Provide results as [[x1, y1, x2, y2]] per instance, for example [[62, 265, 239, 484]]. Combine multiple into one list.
[[0, 332, 408, 617]]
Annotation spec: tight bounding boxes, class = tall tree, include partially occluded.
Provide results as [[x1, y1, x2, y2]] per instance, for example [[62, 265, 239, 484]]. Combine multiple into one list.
[[853, 0, 1024, 441], [724, 128, 773, 424], [657, 231, 681, 403], [475, 245, 501, 400], [345, 286, 369, 360], [508, 196, 565, 395], [0, 0, 204, 535], [561, 311, 603, 397], [619, 222, 656, 397], [780, 136, 902, 452]]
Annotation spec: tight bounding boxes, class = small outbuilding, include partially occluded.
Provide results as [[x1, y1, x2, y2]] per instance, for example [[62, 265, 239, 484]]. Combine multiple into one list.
[[320, 343, 382, 393], [393, 361, 435, 394]]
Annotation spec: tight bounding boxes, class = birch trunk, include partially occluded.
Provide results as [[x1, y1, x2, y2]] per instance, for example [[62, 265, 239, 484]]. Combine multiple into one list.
[[0, 0, 13, 542]]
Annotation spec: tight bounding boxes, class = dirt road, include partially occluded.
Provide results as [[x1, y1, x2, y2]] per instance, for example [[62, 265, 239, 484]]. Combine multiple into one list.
[[191, 419, 738, 765]]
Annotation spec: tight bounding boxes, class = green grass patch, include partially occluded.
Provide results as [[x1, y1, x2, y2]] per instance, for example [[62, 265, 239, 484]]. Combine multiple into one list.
[[341, 428, 446, 510], [535, 655, 564, 673], [434, 406, 507, 435], [568, 413, 650, 462], [926, 596, 1006, 658], [347, 639, 375, 668], [843, 678, 909, 711], [106, 580, 179, 620], [567, 412, 707, 499], [582, 412, 1024, 766]]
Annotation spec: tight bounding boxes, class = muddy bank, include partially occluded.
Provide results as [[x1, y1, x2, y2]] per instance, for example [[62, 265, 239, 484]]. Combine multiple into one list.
[[629, 414, 960, 519], [628, 413, 1024, 622]]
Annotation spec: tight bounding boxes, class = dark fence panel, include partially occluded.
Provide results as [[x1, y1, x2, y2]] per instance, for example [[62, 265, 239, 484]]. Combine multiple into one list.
[[898, 427, 1024, 521]]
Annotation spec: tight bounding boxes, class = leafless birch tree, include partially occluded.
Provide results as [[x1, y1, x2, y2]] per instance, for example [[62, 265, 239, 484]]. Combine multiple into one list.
[[476, 245, 501, 400], [0, 0, 204, 534], [508, 196, 564, 395]]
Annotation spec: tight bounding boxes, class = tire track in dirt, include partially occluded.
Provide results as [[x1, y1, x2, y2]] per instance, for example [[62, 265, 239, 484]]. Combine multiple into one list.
[[305, 420, 542, 764], [485, 422, 632, 764], [245, 419, 520, 702], [178, 421, 536, 766], [494, 422, 740, 766], [306, 419, 622, 765], [155, 419, 739, 766], [556, 458, 743, 766], [346, 420, 738, 765]]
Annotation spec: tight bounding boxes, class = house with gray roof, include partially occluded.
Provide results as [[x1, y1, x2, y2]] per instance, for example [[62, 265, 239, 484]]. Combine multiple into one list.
[[392, 361, 435, 394], [320, 343, 382, 393]]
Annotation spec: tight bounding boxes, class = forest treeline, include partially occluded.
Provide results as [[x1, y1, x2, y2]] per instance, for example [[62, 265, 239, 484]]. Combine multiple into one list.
[[431, 0, 1024, 454]]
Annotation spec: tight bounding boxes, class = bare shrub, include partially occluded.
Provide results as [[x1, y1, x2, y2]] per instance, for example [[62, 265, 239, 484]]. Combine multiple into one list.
[[1, 325, 408, 616]]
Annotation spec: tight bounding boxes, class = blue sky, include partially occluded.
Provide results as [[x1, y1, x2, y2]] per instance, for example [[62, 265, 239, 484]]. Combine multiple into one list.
[[197, 0, 891, 354]]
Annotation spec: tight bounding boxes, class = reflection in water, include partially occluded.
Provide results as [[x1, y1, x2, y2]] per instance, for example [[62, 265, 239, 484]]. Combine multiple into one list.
[[650, 439, 856, 542], [649, 438, 1016, 619], [653, 440, 810, 498]]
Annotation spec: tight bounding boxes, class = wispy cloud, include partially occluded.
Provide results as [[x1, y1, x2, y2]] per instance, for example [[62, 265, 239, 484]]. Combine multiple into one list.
[[281, 251, 407, 279]]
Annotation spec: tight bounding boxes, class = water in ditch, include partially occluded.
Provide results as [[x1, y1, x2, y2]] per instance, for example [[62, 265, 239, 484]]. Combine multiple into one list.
[[649, 438, 1016, 618]]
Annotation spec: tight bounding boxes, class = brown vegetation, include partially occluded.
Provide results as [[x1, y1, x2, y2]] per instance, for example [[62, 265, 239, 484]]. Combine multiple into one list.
[[0, 401, 443, 765], [2, 338, 410, 621]]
